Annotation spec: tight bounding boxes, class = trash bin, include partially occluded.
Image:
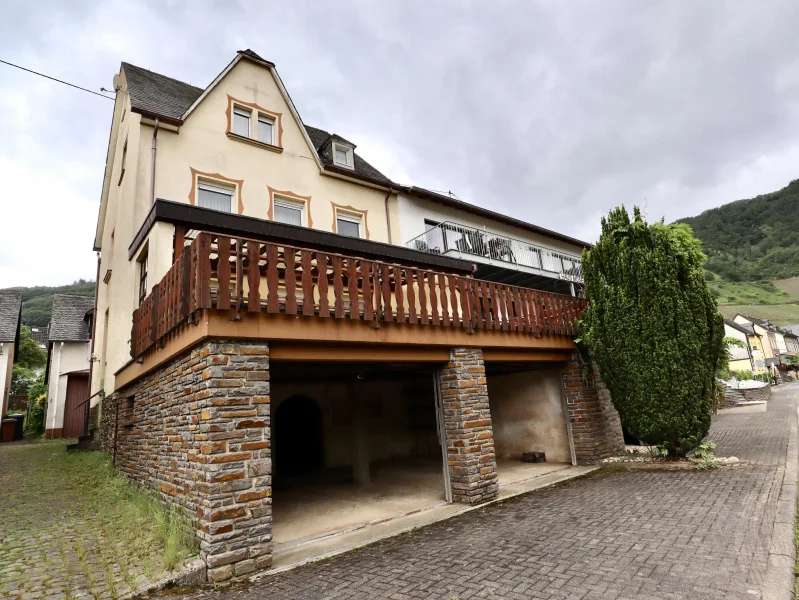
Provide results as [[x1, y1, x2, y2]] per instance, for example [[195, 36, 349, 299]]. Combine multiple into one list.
[[1, 419, 15, 443], [5, 414, 24, 440]]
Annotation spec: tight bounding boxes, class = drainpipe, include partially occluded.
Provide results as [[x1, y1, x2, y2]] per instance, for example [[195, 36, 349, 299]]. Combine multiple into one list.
[[150, 118, 160, 206], [49, 342, 64, 437], [384, 187, 393, 244]]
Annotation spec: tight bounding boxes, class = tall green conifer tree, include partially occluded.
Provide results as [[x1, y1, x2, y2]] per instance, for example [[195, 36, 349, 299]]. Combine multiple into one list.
[[579, 206, 724, 455]]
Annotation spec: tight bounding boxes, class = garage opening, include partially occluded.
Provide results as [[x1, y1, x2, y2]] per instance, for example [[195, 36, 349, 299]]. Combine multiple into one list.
[[486, 363, 574, 487], [269, 361, 448, 547]]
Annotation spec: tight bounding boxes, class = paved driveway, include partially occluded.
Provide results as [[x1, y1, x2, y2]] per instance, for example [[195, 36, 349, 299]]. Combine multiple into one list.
[[164, 384, 799, 600]]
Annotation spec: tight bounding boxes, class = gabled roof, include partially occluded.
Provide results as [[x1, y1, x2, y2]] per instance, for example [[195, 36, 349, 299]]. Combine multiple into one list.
[[0, 291, 23, 343], [783, 324, 799, 337], [49, 295, 95, 342], [28, 325, 49, 346], [121, 53, 389, 184], [724, 318, 757, 336]]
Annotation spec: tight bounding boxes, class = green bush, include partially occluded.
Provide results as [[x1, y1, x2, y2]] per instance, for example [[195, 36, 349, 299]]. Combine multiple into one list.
[[579, 206, 724, 456], [25, 394, 46, 435]]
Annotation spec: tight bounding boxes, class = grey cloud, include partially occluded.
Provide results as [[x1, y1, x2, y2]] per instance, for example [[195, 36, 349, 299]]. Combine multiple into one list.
[[1, 0, 797, 286]]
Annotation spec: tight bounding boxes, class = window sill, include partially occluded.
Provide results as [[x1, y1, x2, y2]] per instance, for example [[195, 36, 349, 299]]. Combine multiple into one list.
[[227, 132, 283, 153]]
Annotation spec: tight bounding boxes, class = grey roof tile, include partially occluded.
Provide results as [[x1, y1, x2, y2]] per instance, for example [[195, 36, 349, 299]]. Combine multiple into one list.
[[49, 295, 95, 342], [0, 291, 22, 342]]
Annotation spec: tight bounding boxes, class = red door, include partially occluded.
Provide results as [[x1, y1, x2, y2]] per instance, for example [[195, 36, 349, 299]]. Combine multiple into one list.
[[63, 375, 89, 438]]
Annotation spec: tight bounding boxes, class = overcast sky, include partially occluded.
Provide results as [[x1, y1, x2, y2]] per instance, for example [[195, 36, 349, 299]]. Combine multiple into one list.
[[2, 0, 798, 287]]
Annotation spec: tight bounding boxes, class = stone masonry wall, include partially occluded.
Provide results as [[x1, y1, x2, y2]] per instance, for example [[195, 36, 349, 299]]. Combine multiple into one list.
[[740, 384, 771, 403], [561, 354, 625, 464], [438, 348, 499, 505], [99, 340, 272, 583]]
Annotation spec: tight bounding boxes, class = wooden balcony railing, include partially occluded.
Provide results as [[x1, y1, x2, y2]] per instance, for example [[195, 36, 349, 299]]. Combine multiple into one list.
[[130, 232, 586, 359]]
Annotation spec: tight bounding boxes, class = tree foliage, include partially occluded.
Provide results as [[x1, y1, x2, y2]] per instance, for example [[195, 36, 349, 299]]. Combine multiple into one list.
[[677, 178, 799, 281], [1, 280, 95, 327], [16, 326, 46, 369], [579, 206, 725, 455]]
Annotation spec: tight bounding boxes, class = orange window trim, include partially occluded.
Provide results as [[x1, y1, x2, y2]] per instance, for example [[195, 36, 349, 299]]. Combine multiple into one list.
[[189, 167, 245, 215], [267, 187, 313, 228], [225, 94, 284, 147], [331, 202, 370, 239]]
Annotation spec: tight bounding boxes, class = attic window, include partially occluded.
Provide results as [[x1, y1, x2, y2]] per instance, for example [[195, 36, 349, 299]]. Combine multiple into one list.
[[332, 142, 354, 170], [233, 107, 251, 137]]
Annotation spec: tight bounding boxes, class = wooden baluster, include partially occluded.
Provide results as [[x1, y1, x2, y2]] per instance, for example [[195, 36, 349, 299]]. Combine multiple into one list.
[[131, 308, 138, 358], [216, 235, 230, 310], [372, 261, 382, 322], [198, 234, 212, 309], [150, 284, 159, 347], [419, 270, 429, 325], [233, 239, 243, 319], [284, 247, 297, 315], [515, 288, 526, 333], [495, 285, 507, 331], [348, 258, 359, 320], [458, 278, 472, 331], [438, 274, 450, 326], [428, 272, 439, 326], [266, 244, 279, 313], [406, 269, 417, 325], [480, 281, 491, 329], [180, 253, 190, 321], [362, 261, 373, 321], [302, 251, 315, 316], [317, 253, 330, 317], [448, 276, 459, 327], [522, 289, 533, 334], [333, 255, 344, 318], [395, 267, 405, 324], [381, 263, 392, 322], [247, 241, 261, 312]]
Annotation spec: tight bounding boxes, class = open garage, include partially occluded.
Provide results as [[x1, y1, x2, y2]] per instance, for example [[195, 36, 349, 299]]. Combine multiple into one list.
[[268, 361, 449, 546]]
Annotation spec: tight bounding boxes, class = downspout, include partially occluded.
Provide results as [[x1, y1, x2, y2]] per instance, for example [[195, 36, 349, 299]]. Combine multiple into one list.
[[384, 187, 393, 244], [150, 118, 160, 206], [49, 342, 64, 437]]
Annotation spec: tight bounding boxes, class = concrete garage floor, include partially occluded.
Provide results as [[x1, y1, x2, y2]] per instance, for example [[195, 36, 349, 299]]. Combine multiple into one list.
[[272, 458, 446, 546], [270, 457, 585, 571]]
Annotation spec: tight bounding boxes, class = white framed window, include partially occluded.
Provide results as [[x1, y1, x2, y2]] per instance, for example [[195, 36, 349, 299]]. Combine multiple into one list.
[[233, 106, 251, 137], [258, 115, 275, 145], [332, 142, 354, 169], [336, 212, 361, 238], [197, 180, 234, 213], [273, 197, 305, 227]]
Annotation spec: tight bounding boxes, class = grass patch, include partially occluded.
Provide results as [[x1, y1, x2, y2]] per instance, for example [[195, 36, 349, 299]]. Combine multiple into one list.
[[63, 451, 199, 571], [708, 279, 794, 305], [717, 303, 799, 326]]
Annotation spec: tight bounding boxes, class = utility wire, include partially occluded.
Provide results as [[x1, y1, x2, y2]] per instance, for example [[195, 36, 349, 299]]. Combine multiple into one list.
[[0, 59, 115, 100]]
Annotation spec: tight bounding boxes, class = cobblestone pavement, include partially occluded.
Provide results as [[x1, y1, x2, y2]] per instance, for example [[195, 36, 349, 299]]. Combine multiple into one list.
[[160, 384, 799, 600], [0, 440, 176, 599]]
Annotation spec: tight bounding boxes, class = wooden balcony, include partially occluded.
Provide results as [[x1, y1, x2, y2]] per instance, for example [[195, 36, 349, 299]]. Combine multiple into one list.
[[129, 231, 585, 368]]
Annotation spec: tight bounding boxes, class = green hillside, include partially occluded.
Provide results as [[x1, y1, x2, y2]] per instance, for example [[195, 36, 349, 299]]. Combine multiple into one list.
[[678, 178, 799, 281], [2, 281, 96, 327]]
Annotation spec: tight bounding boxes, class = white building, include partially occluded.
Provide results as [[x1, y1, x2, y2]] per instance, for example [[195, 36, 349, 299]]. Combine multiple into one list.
[[45, 295, 94, 438], [0, 291, 23, 416]]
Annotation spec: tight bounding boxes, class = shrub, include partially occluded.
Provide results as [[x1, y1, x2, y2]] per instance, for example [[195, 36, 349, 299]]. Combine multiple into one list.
[[579, 206, 724, 456]]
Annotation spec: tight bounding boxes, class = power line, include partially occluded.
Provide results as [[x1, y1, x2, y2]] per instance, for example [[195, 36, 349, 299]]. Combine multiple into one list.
[[0, 59, 115, 100]]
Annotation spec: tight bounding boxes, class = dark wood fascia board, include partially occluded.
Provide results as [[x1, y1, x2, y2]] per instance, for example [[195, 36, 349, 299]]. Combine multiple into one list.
[[129, 107, 184, 127], [128, 199, 475, 274], [322, 164, 392, 190], [401, 186, 592, 250]]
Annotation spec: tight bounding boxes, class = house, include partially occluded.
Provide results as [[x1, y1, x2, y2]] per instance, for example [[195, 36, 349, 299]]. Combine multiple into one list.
[[0, 291, 23, 415], [723, 319, 759, 375], [90, 49, 624, 582], [734, 315, 780, 373], [44, 295, 95, 438], [28, 325, 49, 351]]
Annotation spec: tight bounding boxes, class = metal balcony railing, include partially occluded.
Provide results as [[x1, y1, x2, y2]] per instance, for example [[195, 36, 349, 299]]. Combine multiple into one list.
[[405, 222, 583, 283]]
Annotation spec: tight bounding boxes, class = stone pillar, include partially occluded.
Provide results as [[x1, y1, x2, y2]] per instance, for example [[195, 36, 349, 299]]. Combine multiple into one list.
[[560, 354, 625, 464], [438, 347, 498, 505], [198, 342, 273, 583]]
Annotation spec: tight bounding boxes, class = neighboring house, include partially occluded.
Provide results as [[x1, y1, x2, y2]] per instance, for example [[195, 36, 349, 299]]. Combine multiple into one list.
[[45, 295, 94, 438], [735, 315, 780, 370], [723, 319, 758, 374], [784, 330, 799, 355], [28, 325, 49, 350], [0, 291, 23, 415], [90, 49, 624, 582]]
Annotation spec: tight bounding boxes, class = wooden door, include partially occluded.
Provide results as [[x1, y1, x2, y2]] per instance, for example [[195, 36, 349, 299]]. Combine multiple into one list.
[[63, 374, 88, 438]]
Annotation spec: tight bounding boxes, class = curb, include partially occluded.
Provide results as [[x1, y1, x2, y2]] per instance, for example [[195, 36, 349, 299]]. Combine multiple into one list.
[[762, 396, 798, 600], [118, 558, 207, 600]]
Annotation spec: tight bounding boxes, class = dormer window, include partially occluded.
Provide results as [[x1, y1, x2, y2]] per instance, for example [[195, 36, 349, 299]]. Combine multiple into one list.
[[332, 142, 354, 169]]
